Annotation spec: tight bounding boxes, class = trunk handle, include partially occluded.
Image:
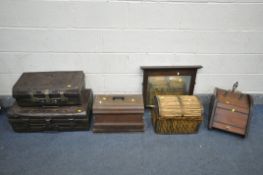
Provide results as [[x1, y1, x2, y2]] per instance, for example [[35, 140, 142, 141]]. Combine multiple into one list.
[[112, 96, 125, 101]]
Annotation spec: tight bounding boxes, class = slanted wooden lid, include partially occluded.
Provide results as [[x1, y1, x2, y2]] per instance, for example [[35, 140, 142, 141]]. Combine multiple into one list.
[[155, 95, 203, 120], [93, 95, 144, 114], [215, 88, 249, 109]]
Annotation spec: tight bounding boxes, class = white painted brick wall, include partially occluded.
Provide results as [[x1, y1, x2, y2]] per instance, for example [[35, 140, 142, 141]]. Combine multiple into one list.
[[0, 0, 262, 95]]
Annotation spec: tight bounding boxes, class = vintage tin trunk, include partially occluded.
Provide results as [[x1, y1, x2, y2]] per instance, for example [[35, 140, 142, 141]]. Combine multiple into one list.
[[13, 71, 85, 107], [92, 95, 144, 133], [153, 95, 203, 134], [209, 85, 253, 137], [7, 89, 93, 132]]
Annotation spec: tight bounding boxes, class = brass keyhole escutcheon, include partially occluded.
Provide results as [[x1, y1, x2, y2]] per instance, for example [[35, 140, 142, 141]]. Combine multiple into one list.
[[131, 98, 135, 102], [177, 72, 180, 76], [231, 108, 236, 112]]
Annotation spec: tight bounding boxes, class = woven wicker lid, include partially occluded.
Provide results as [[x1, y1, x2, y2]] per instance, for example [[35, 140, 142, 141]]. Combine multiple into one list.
[[156, 95, 203, 119]]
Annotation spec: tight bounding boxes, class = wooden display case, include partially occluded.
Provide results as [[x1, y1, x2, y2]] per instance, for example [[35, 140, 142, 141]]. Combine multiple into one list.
[[141, 66, 202, 108]]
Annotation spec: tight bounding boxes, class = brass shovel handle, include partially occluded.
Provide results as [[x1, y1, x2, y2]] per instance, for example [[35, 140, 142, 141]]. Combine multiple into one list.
[[232, 81, 239, 93]]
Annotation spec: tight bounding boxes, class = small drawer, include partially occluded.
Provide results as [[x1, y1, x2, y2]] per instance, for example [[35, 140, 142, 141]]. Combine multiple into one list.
[[212, 121, 246, 135], [214, 108, 248, 129], [217, 103, 249, 114]]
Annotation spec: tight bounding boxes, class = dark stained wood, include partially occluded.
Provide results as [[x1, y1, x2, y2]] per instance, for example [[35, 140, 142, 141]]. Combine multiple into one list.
[[213, 108, 248, 128], [141, 66, 203, 70], [141, 66, 202, 108], [93, 123, 144, 133], [94, 114, 144, 123], [93, 95, 144, 114], [209, 88, 253, 137], [212, 122, 246, 135], [92, 94, 144, 133]]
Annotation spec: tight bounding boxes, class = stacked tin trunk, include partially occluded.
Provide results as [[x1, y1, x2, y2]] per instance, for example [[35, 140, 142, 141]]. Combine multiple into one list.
[[8, 71, 93, 132]]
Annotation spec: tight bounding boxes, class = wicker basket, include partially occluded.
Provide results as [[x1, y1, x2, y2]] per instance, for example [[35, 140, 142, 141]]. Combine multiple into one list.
[[152, 95, 203, 134]]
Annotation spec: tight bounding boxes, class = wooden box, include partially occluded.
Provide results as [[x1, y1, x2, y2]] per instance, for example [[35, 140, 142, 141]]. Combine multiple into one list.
[[8, 89, 93, 132], [153, 95, 203, 134], [92, 95, 144, 133], [13, 71, 85, 107], [209, 84, 253, 137]]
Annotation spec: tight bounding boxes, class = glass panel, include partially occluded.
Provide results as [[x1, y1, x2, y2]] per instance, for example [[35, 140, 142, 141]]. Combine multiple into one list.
[[147, 75, 191, 107]]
